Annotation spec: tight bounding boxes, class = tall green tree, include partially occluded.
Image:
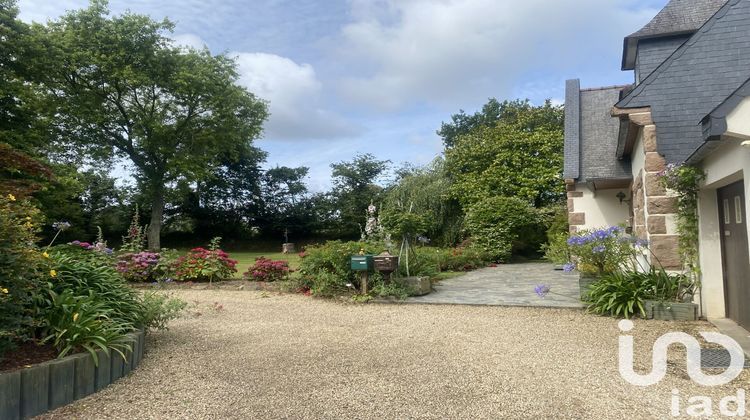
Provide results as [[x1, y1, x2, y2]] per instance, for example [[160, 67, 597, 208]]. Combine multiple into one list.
[[445, 100, 565, 209], [383, 158, 463, 246], [329, 153, 390, 238], [31, 1, 268, 249]]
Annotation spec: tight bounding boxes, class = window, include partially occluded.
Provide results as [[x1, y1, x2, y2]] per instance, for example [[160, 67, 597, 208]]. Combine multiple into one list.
[[735, 196, 743, 224], [724, 199, 731, 224]]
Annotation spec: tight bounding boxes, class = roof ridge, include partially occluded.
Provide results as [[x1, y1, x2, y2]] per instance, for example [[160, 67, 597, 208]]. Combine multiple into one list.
[[617, 0, 739, 109], [580, 84, 632, 92]]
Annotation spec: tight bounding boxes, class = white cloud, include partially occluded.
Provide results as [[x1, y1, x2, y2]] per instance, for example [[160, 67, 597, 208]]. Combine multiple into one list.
[[172, 33, 207, 50], [232, 52, 358, 140], [334, 0, 657, 110]]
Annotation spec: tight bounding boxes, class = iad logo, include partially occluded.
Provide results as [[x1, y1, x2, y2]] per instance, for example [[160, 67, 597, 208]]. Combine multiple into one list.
[[618, 319, 745, 387], [618, 320, 747, 417]]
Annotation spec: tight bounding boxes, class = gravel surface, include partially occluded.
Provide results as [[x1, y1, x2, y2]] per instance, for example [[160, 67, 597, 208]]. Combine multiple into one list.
[[40, 290, 750, 419]]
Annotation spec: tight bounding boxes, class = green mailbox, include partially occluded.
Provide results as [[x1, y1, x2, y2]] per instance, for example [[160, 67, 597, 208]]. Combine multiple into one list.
[[350, 255, 374, 271]]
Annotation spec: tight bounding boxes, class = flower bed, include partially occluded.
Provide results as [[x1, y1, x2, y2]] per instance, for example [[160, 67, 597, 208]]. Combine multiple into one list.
[[0, 330, 146, 420]]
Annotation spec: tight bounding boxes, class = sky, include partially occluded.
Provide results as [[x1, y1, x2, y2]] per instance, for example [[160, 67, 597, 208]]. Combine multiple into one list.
[[17, 0, 668, 191]]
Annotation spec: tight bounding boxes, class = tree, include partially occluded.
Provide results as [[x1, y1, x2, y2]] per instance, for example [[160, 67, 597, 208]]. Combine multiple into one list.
[[328, 153, 390, 238], [383, 158, 463, 246], [31, 1, 268, 249], [259, 166, 313, 239], [445, 100, 565, 209], [438, 98, 563, 149]]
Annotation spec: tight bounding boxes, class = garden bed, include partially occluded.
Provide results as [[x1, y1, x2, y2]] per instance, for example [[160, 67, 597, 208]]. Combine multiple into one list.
[[0, 330, 146, 420]]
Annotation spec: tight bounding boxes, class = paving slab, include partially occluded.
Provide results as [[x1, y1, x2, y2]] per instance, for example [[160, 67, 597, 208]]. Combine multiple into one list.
[[408, 262, 584, 308]]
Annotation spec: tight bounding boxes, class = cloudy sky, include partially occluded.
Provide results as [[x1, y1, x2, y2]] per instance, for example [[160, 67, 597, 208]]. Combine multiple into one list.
[[18, 0, 666, 190]]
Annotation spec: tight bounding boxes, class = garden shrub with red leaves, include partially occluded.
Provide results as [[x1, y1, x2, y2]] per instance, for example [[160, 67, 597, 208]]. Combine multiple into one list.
[[244, 257, 289, 282], [172, 238, 237, 282]]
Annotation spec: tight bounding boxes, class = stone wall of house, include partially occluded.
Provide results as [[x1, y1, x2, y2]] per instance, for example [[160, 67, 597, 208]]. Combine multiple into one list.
[[636, 124, 681, 270]]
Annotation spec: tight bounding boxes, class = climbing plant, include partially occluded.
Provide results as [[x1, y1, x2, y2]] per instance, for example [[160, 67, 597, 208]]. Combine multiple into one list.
[[658, 163, 706, 276]]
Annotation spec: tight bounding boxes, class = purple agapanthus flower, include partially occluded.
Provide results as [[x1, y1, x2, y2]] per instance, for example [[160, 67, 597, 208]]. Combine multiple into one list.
[[592, 245, 606, 254], [563, 262, 575, 272], [635, 239, 649, 248], [534, 284, 551, 299]]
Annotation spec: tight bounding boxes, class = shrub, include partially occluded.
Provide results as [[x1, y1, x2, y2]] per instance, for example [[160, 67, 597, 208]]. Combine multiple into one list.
[[41, 289, 132, 365], [0, 194, 48, 360], [465, 196, 543, 261], [298, 240, 382, 296], [566, 226, 638, 275], [173, 237, 238, 282], [541, 232, 570, 265], [138, 291, 187, 331], [585, 270, 656, 319], [425, 246, 493, 272], [116, 251, 161, 282], [244, 257, 290, 282], [48, 252, 145, 329]]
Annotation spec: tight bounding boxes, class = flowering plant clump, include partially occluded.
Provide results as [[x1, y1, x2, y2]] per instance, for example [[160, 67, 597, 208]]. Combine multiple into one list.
[[565, 226, 640, 276], [117, 251, 161, 282], [244, 257, 290, 282], [172, 238, 238, 283]]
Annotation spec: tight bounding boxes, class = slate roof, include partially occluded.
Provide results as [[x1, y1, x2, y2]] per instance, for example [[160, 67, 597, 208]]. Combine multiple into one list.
[[622, 0, 727, 70], [564, 80, 632, 182], [616, 0, 750, 164]]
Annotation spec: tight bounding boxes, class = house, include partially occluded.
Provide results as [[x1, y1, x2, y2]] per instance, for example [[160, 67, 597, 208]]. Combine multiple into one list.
[[564, 0, 750, 329]]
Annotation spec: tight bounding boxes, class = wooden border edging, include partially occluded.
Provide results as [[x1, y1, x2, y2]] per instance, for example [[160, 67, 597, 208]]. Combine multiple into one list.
[[0, 329, 146, 420]]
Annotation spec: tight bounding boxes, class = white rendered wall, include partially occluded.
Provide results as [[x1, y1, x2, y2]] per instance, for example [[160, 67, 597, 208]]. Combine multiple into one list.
[[698, 137, 750, 320], [572, 186, 631, 230]]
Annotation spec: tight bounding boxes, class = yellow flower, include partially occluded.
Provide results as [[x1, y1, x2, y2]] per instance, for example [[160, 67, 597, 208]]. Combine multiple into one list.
[[25, 216, 31, 220], [50, 269, 57, 278], [7, 194, 16, 201], [72, 313, 79, 322], [42, 252, 49, 258], [1, 288, 8, 294]]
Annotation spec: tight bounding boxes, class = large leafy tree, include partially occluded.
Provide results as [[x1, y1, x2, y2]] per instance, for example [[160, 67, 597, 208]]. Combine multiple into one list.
[[31, 1, 268, 249], [383, 158, 463, 246], [259, 166, 314, 239], [445, 100, 565, 209], [328, 153, 390, 238]]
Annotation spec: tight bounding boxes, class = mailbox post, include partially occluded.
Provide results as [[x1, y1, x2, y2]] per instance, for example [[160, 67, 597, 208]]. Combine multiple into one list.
[[350, 254, 374, 294]]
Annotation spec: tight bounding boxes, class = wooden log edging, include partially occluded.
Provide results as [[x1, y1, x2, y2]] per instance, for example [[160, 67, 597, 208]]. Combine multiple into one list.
[[0, 329, 146, 420]]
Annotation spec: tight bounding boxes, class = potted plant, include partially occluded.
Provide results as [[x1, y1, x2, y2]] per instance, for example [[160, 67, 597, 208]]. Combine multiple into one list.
[[641, 268, 698, 321], [565, 226, 639, 299]]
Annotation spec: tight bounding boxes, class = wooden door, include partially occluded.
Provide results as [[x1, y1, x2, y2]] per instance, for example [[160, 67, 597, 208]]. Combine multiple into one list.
[[718, 181, 750, 328]]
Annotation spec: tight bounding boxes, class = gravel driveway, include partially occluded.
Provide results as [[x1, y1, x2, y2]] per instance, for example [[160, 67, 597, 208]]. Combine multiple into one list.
[[40, 290, 749, 419]]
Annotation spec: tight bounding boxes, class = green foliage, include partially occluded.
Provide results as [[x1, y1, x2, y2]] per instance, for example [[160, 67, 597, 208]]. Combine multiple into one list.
[[658, 164, 705, 275], [464, 196, 543, 261], [41, 289, 132, 365], [298, 241, 382, 296], [585, 271, 651, 319], [33, 2, 269, 248], [326, 154, 390, 238], [422, 247, 493, 272], [371, 281, 411, 300], [585, 268, 696, 319], [445, 100, 565, 209], [138, 291, 187, 331], [541, 232, 570, 265], [0, 194, 48, 359], [48, 251, 144, 329], [383, 158, 464, 246]]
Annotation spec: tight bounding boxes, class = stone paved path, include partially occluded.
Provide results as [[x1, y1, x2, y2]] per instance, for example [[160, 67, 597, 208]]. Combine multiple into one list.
[[408, 262, 584, 308]]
